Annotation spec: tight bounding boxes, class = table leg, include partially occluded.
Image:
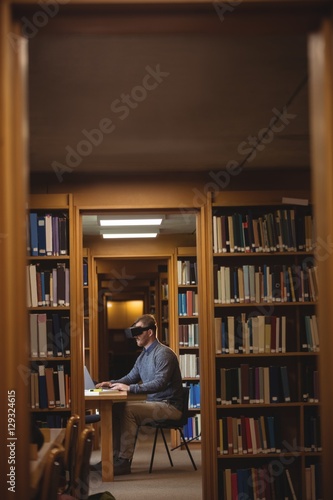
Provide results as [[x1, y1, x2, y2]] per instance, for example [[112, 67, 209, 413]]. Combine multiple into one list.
[[99, 400, 114, 481]]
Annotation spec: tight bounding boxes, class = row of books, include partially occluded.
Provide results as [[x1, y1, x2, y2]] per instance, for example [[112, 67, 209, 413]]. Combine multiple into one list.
[[221, 465, 297, 500], [214, 315, 286, 355], [187, 382, 201, 409], [304, 415, 321, 452], [213, 263, 318, 304], [218, 365, 291, 405], [177, 259, 197, 285], [30, 312, 70, 358], [178, 291, 199, 316], [30, 364, 70, 409], [179, 323, 199, 347], [217, 415, 281, 455], [160, 282, 169, 300], [183, 414, 201, 442], [179, 353, 200, 378], [28, 212, 69, 256], [305, 463, 322, 499], [160, 325, 169, 345], [27, 263, 70, 307], [212, 208, 314, 254], [304, 315, 320, 352], [161, 303, 169, 321], [303, 366, 319, 403]]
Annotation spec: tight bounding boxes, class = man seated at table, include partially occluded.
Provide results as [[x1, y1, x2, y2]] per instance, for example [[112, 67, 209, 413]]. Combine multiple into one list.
[[96, 313, 183, 476]]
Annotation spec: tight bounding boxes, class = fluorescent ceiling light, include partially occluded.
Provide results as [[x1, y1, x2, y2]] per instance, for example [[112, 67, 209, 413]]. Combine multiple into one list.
[[102, 233, 158, 239], [100, 218, 163, 227]]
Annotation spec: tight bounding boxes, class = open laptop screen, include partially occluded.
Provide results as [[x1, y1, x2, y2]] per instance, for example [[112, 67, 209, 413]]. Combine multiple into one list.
[[84, 365, 96, 390]]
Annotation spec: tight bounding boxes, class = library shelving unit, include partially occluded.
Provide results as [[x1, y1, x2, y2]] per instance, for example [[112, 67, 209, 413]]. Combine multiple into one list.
[[176, 247, 201, 446], [148, 279, 157, 316], [83, 247, 91, 372], [27, 194, 77, 429], [159, 269, 169, 345], [207, 192, 320, 499]]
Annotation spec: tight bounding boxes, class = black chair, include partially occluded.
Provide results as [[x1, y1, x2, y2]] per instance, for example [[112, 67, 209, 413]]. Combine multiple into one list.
[[135, 386, 198, 473]]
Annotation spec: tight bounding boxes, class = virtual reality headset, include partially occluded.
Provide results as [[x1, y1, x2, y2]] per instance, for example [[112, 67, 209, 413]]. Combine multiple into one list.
[[124, 323, 155, 338]]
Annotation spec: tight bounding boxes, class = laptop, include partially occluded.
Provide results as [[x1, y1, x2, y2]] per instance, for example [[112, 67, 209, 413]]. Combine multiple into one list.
[[84, 366, 118, 393], [84, 365, 96, 390]]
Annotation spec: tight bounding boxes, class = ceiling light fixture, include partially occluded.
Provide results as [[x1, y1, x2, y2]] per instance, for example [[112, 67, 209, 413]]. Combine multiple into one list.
[[102, 233, 158, 239], [99, 218, 163, 227]]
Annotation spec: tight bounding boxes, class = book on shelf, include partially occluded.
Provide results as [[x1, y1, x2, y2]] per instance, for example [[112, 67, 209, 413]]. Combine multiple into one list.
[[214, 262, 317, 304], [214, 314, 287, 355], [177, 259, 197, 285], [45, 367, 56, 408], [213, 208, 314, 254], [29, 313, 70, 358], [27, 263, 70, 308], [29, 212, 38, 256], [28, 212, 69, 256], [219, 364, 291, 405], [37, 313, 47, 358], [37, 216, 47, 256], [38, 364, 48, 409], [30, 363, 69, 409]]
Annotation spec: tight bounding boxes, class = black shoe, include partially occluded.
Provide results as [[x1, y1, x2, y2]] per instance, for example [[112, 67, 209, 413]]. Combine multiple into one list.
[[90, 460, 102, 471], [114, 457, 131, 476]]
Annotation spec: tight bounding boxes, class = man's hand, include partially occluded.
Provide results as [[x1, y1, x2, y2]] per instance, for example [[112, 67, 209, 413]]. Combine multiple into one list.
[[110, 383, 130, 392], [95, 381, 112, 388]]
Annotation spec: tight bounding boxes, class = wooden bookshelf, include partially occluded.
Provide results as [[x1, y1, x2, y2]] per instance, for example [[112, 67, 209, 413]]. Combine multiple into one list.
[[158, 269, 169, 345], [207, 191, 320, 499], [83, 247, 91, 372], [176, 247, 201, 447], [27, 194, 78, 428]]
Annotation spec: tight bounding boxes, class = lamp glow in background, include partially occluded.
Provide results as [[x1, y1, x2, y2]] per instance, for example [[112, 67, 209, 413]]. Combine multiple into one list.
[[100, 218, 162, 227], [102, 233, 158, 239]]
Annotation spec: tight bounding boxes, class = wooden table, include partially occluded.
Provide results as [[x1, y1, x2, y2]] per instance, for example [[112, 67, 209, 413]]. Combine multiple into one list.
[[30, 427, 66, 498], [85, 389, 132, 482]]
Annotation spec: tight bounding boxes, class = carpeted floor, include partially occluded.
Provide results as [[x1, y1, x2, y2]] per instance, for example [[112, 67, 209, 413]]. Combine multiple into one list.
[[88, 430, 202, 500]]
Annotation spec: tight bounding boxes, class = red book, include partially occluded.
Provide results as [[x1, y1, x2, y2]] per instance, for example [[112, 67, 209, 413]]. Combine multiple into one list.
[[186, 290, 193, 316], [241, 416, 248, 454], [244, 417, 253, 453], [231, 472, 238, 500]]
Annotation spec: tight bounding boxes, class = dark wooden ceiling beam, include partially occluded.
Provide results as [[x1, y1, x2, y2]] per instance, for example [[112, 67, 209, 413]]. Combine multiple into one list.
[[11, 1, 332, 36]]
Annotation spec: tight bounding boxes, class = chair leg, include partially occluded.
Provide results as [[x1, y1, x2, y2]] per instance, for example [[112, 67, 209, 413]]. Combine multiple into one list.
[[178, 428, 197, 471], [149, 428, 159, 473], [130, 426, 140, 465], [160, 428, 173, 468]]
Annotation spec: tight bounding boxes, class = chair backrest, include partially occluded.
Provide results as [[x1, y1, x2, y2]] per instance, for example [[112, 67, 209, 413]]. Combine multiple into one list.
[[63, 414, 80, 490], [177, 386, 191, 427], [39, 445, 65, 500], [72, 427, 95, 500]]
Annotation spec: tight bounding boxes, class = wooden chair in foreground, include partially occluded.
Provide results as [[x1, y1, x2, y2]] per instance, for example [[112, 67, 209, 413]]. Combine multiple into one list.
[[39, 445, 65, 500], [71, 427, 95, 500], [62, 414, 80, 494]]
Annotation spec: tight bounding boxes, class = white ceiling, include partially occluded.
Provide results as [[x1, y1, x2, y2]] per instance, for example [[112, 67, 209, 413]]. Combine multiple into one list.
[[82, 212, 196, 236]]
